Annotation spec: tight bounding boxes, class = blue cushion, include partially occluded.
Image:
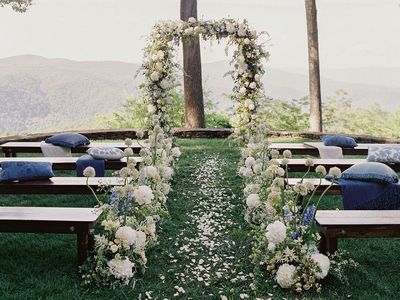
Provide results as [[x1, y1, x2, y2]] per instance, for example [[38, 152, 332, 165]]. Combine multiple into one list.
[[0, 161, 54, 182], [87, 147, 124, 160], [76, 155, 105, 177], [321, 135, 358, 148], [341, 162, 399, 184], [45, 133, 90, 148]]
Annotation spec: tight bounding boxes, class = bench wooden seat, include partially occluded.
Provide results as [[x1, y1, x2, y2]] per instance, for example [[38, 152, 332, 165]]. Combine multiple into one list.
[[0, 177, 125, 194], [0, 157, 142, 170], [277, 158, 400, 172], [316, 210, 400, 253], [0, 206, 102, 265], [269, 142, 399, 156], [0, 141, 142, 157]]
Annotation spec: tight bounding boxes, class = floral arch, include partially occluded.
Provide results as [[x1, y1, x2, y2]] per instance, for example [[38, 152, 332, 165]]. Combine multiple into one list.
[[139, 18, 269, 143]]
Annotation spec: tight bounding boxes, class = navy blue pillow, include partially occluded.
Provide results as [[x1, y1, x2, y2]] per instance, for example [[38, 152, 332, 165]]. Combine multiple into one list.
[[321, 135, 358, 148], [45, 133, 90, 148], [341, 162, 399, 184], [0, 161, 54, 182]]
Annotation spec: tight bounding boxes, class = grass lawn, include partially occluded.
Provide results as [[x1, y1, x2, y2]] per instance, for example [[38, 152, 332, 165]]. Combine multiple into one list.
[[0, 138, 399, 299]]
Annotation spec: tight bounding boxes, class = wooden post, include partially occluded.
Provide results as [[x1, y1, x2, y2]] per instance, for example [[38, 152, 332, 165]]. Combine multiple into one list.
[[180, 0, 205, 128], [305, 0, 323, 132]]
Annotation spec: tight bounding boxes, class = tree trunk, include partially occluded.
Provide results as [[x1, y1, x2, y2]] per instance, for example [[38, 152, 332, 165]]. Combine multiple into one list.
[[180, 0, 205, 128], [305, 0, 322, 132]]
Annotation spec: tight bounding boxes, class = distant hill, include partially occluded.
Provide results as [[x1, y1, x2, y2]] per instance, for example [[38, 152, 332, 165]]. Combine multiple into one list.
[[0, 55, 399, 134], [0, 55, 139, 134]]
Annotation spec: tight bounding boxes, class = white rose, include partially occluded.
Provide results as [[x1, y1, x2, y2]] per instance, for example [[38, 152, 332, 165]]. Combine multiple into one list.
[[254, 74, 261, 82], [150, 71, 160, 82], [246, 193, 261, 209], [188, 17, 197, 23], [249, 82, 257, 89], [172, 147, 181, 157], [184, 27, 194, 35], [133, 185, 154, 205], [226, 22, 236, 33], [115, 226, 137, 246], [135, 230, 147, 248], [276, 263, 297, 289], [107, 258, 135, 280], [147, 104, 157, 114]]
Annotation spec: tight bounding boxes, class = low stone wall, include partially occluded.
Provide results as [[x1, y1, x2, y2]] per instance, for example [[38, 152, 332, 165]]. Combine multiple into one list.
[[0, 128, 399, 144]]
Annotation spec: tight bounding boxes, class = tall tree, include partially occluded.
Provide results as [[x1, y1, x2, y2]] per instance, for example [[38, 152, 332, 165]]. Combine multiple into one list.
[[0, 0, 32, 12], [180, 0, 205, 128], [305, 0, 322, 132]]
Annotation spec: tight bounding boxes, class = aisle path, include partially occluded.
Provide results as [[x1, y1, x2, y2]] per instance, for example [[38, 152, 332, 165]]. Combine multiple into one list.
[[162, 150, 254, 299]]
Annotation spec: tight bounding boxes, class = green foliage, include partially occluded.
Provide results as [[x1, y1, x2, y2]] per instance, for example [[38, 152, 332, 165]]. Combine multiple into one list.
[[259, 97, 310, 131], [99, 90, 232, 129], [263, 90, 400, 138], [0, 0, 32, 12]]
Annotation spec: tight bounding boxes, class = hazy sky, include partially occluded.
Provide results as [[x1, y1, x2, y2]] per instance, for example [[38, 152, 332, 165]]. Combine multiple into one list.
[[1, 0, 400, 70]]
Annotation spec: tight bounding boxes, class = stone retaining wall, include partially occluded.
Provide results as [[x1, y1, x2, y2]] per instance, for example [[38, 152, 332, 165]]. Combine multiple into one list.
[[0, 128, 399, 144]]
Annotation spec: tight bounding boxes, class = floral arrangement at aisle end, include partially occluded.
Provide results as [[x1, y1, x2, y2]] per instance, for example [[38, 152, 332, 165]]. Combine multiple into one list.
[[239, 130, 358, 292], [81, 131, 181, 288]]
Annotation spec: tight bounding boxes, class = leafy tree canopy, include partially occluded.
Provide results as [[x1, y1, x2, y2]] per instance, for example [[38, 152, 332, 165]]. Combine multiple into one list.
[[0, 0, 32, 12]]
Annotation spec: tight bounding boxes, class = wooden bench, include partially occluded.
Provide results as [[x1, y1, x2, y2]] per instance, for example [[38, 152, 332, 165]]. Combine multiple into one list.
[[277, 158, 400, 172], [0, 156, 142, 170], [0, 206, 102, 265], [269, 142, 399, 156], [316, 210, 400, 254], [0, 141, 142, 157], [0, 177, 125, 194]]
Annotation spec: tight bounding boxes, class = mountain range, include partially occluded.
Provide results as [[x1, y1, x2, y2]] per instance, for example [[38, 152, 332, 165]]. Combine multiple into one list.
[[0, 55, 399, 134]]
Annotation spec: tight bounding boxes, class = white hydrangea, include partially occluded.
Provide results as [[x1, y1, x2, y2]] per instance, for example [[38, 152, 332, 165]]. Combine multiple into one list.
[[329, 166, 342, 178], [147, 104, 157, 114], [294, 183, 309, 196], [107, 258, 135, 280], [133, 185, 154, 205], [172, 147, 181, 157], [310, 253, 330, 279], [135, 230, 147, 248], [83, 167, 96, 177], [245, 156, 256, 168], [246, 193, 261, 209], [145, 166, 158, 178], [124, 147, 134, 157], [124, 138, 133, 147], [265, 220, 287, 245], [315, 165, 327, 177], [276, 263, 297, 288], [150, 71, 160, 82], [115, 226, 137, 246], [305, 158, 314, 167], [282, 149, 292, 159]]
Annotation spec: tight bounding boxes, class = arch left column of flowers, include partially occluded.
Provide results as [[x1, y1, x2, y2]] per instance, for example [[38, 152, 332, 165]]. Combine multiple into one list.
[[81, 17, 269, 289]]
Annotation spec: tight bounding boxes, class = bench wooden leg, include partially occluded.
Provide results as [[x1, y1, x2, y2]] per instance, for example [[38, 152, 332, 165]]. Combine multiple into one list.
[[77, 230, 89, 266], [320, 234, 338, 254], [4, 150, 15, 157]]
